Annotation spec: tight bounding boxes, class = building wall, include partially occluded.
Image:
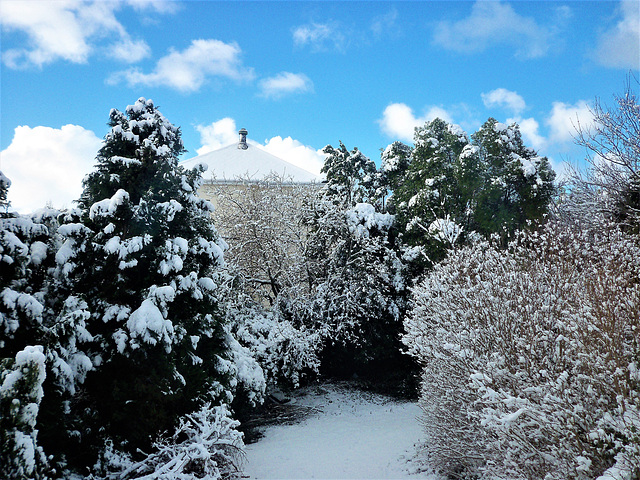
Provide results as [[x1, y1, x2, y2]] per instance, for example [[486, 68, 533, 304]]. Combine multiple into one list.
[[197, 179, 322, 305]]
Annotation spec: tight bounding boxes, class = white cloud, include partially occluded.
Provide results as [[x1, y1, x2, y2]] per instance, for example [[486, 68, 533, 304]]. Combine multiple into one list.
[[195, 118, 325, 175], [0, 0, 170, 69], [195, 118, 239, 156], [1, 125, 102, 213], [378, 103, 453, 142], [258, 72, 314, 99], [261, 136, 325, 176], [593, 0, 640, 69], [106, 37, 151, 63], [108, 39, 255, 92], [482, 88, 526, 115], [433, 1, 552, 59], [292, 22, 347, 52], [546, 100, 594, 144]]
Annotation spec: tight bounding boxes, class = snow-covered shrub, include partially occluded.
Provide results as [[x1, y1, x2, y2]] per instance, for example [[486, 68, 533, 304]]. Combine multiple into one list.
[[218, 273, 321, 390], [95, 403, 244, 480], [404, 220, 640, 479], [0, 345, 50, 479]]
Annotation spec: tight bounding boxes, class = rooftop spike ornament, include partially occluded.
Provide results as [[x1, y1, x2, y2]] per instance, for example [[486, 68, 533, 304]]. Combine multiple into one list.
[[238, 128, 248, 150]]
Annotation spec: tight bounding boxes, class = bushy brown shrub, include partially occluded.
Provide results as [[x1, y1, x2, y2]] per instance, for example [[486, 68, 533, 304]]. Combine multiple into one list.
[[403, 220, 640, 480]]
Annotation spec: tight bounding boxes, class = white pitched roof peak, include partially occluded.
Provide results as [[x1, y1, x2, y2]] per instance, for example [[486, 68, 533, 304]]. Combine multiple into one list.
[[180, 129, 321, 184], [238, 128, 248, 150]]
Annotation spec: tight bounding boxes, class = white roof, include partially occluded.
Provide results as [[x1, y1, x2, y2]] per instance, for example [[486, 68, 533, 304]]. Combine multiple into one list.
[[181, 141, 321, 184]]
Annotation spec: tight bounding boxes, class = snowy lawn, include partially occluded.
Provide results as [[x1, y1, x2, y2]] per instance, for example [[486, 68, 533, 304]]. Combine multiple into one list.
[[243, 382, 438, 479]]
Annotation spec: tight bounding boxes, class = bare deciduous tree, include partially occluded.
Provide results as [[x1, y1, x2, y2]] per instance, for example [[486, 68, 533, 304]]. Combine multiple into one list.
[[569, 75, 640, 230]]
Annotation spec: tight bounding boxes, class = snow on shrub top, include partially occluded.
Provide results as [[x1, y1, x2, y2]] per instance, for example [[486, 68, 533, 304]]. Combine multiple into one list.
[[345, 203, 394, 238]]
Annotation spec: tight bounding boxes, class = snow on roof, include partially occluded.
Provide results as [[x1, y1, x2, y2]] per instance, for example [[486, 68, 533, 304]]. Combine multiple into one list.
[[181, 130, 321, 184]]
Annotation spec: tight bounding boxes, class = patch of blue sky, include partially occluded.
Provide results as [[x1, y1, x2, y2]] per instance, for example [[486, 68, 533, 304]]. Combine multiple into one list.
[[0, 1, 637, 212]]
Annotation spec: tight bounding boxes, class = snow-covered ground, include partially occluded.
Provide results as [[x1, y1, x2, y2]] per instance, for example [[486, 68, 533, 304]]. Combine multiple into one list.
[[243, 383, 438, 479]]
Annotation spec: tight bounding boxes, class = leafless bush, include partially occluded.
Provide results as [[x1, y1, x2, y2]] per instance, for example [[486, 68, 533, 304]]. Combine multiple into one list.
[[404, 220, 640, 479], [210, 173, 319, 306]]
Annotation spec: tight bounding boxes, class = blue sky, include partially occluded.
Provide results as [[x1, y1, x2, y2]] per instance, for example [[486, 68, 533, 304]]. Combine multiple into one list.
[[1, 0, 638, 212]]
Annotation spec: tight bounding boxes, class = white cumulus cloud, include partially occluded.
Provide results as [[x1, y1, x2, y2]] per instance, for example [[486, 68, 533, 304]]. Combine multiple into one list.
[[125, 0, 181, 14], [0, 0, 163, 69], [592, 0, 640, 69], [195, 118, 239, 156], [108, 39, 255, 93], [506, 116, 547, 152], [433, 1, 552, 59], [261, 136, 325, 176], [378, 103, 453, 142], [106, 37, 151, 63], [1, 125, 102, 213], [546, 100, 594, 144], [258, 72, 314, 99], [482, 88, 526, 115]]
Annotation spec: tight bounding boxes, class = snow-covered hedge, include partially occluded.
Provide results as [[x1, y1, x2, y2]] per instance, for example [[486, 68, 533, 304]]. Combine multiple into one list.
[[403, 220, 640, 479]]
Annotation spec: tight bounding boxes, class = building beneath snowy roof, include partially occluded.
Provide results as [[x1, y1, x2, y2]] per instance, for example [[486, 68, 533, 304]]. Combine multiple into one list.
[[181, 130, 323, 301], [180, 127, 322, 216]]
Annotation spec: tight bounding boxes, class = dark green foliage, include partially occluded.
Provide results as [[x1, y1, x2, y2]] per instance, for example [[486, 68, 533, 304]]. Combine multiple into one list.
[[388, 118, 556, 270], [46, 98, 233, 472], [470, 118, 556, 242]]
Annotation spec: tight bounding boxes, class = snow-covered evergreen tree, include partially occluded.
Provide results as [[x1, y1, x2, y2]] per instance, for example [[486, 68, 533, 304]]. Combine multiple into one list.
[[471, 118, 556, 242], [321, 142, 379, 208], [304, 145, 413, 386], [0, 171, 98, 476], [51, 98, 236, 471], [0, 171, 10, 213], [388, 118, 555, 270], [387, 119, 472, 268]]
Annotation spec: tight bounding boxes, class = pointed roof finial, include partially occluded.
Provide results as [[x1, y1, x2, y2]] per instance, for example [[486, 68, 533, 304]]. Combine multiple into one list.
[[238, 128, 248, 150]]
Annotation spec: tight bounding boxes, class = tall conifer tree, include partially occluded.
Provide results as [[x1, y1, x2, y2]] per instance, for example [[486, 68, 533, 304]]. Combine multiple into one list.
[[53, 98, 232, 469]]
